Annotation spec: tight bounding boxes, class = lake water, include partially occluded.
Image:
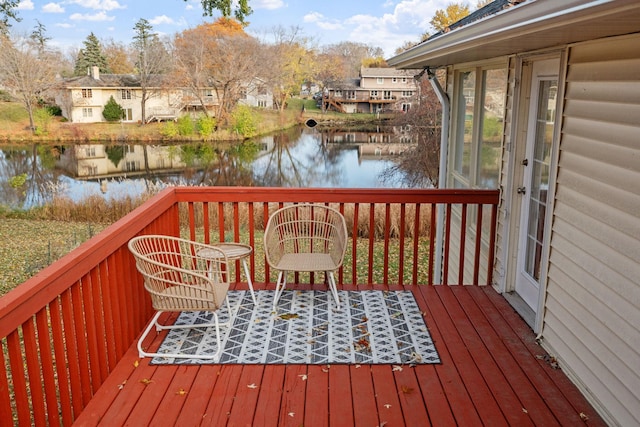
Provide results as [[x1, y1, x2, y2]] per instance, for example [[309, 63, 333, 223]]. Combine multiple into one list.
[[0, 125, 414, 209]]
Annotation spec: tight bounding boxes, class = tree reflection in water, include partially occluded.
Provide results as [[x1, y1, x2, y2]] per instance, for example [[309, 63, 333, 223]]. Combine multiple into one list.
[[0, 124, 437, 210]]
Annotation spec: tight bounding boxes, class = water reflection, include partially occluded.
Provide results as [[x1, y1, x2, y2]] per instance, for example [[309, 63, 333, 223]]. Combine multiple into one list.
[[0, 126, 419, 209]]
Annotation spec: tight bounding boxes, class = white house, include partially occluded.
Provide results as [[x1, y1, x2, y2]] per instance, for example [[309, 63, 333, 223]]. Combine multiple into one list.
[[389, 0, 640, 425], [56, 67, 273, 124]]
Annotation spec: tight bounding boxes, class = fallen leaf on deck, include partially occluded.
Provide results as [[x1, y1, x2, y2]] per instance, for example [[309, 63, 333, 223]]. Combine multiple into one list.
[[176, 388, 187, 395], [384, 404, 392, 409], [298, 374, 308, 381], [140, 378, 153, 386], [522, 408, 528, 413], [580, 413, 589, 421], [401, 385, 414, 394], [247, 383, 258, 389], [288, 412, 295, 417], [133, 360, 139, 368], [392, 365, 403, 372], [118, 380, 127, 390], [278, 313, 299, 320]]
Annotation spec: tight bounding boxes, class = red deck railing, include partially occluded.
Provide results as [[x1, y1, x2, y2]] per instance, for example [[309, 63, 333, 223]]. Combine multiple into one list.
[[0, 187, 498, 425]]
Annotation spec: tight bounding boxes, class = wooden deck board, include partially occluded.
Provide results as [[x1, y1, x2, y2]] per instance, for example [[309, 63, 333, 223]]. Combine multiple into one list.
[[72, 285, 607, 427]]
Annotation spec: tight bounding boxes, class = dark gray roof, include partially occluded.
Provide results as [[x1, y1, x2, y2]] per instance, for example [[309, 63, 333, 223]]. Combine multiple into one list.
[[430, 0, 527, 40], [61, 73, 166, 88]]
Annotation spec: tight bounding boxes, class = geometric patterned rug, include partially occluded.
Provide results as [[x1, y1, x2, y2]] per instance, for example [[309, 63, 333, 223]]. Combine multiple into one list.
[[150, 290, 440, 365]]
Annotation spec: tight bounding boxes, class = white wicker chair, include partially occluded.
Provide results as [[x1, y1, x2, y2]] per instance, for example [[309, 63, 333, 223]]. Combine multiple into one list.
[[264, 204, 347, 310], [128, 235, 232, 360]]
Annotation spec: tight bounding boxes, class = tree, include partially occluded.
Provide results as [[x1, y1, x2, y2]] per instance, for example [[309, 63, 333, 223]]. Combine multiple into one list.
[[195, 0, 252, 24], [102, 95, 124, 121], [322, 42, 385, 78], [132, 18, 170, 123], [382, 77, 442, 187], [74, 32, 110, 76], [430, 3, 471, 32], [262, 25, 315, 112], [102, 39, 134, 74], [0, 0, 19, 35], [172, 18, 259, 120], [0, 30, 60, 133]]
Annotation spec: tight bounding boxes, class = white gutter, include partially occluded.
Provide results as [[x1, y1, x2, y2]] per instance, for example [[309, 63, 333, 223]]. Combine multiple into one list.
[[427, 69, 449, 284]]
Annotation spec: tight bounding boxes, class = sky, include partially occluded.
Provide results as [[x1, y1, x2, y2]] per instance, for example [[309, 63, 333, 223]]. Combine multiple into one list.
[[11, 0, 453, 58]]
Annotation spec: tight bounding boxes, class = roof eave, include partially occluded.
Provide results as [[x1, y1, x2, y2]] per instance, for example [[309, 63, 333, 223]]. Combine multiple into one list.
[[388, 0, 640, 69]]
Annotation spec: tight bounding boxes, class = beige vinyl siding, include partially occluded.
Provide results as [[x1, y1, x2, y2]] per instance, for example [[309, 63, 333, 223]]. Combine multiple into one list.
[[542, 34, 640, 426]]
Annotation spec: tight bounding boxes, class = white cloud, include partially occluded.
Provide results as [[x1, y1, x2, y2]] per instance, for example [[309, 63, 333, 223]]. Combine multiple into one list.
[[69, 11, 115, 21], [254, 0, 285, 10], [150, 15, 175, 25], [17, 1, 35, 11], [69, 0, 125, 11], [55, 22, 74, 28], [42, 3, 65, 13], [303, 12, 323, 24]]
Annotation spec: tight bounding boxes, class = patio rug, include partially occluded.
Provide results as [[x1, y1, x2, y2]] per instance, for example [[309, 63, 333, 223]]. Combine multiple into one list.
[[150, 290, 440, 365]]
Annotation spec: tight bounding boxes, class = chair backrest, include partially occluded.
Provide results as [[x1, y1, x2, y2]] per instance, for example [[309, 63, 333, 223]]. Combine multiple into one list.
[[263, 204, 347, 267], [128, 235, 229, 311]]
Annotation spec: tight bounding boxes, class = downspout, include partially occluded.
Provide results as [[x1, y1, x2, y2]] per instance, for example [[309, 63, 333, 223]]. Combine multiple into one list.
[[427, 68, 450, 284]]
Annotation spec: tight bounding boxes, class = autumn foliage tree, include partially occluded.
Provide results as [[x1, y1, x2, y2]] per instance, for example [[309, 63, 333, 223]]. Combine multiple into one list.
[[430, 3, 471, 32], [172, 18, 260, 120]]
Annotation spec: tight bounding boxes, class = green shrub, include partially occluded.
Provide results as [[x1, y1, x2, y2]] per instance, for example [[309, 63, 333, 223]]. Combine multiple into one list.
[[197, 116, 216, 138], [160, 121, 178, 138], [231, 105, 257, 138], [33, 108, 54, 135], [102, 96, 124, 122], [176, 115, 194, 136]]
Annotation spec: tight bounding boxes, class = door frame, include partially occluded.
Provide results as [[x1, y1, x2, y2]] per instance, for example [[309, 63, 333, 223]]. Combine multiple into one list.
[[503, 53, 565, 332]]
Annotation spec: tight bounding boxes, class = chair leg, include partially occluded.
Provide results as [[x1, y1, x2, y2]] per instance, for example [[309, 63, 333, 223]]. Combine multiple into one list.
[[138, 310, 225, 360], [272, 270, 287, 311], [327, 271, 340, 309]]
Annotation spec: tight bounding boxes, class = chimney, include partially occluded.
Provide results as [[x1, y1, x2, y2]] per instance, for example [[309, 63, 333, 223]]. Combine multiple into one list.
[[90, 66, 100, 80]]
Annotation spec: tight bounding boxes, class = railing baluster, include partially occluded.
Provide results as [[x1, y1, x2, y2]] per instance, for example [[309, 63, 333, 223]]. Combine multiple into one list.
[[23, 318, 46, 426], [36, 309, 60, 425], [383, 203, 391, 286], [474, 205, 484, 285], [7, 330, 30, 424], [398, 203, 406, 286], [428, 203, 435, 286], [459, 204, 468, 284]]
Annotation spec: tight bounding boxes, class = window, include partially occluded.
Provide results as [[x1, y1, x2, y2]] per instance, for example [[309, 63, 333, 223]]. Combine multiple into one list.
[[82, 108, 93, 118], [370, 90, 379, 98], [125, 160, 140, 172], [122, 108, 133, 121], [257, 100, 267, 108], [239, 89, 247, 99], [335, 90, 343, 97], [84, 146, 96, 157], [383, 91, 392, 100], [451, 66, 507, 190], [377, 77, 384, 84], [392, 77, 398, 83], [401, 77, 407, 83], [121, 89, 131, 100], [402, 103, 411, 112], [81, 89, 92, 98], [346, 90, 356, 100], [402, 91, 414, 98]]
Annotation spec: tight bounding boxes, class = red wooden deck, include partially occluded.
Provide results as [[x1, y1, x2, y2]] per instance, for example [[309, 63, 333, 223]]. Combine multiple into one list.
[[73, 283, 605, 427]]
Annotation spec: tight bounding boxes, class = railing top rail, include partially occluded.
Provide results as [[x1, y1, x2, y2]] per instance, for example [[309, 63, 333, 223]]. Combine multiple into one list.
[[173, 186, 500, 205]]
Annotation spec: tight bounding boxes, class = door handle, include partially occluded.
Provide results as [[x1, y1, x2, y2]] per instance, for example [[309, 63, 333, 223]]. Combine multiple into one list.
[[517, 187, 526, 194]]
